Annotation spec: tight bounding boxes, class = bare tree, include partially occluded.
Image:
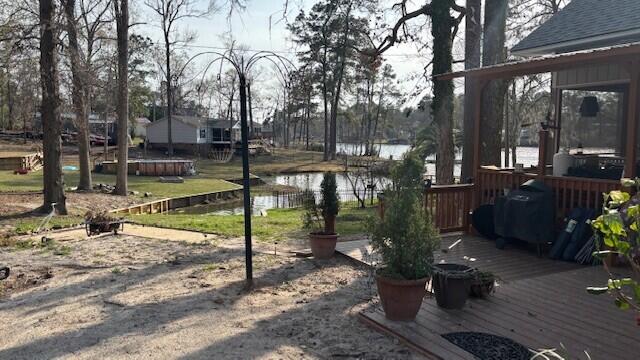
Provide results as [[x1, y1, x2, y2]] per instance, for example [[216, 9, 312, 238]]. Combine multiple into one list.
[[40, 0, 67, 214], [113, 0, 128, 195], [145, 0, 214, 156]]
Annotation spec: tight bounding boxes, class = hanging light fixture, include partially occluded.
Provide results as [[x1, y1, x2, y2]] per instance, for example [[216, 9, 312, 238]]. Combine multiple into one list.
[[579, 96, 600, 117]]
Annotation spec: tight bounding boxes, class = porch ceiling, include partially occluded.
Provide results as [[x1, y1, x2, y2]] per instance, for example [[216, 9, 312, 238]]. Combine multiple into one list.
[[436, 42, 640, 81]]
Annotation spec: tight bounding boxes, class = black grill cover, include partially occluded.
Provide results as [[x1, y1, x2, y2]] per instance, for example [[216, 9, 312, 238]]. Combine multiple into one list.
[[494, 180, 555, 244]]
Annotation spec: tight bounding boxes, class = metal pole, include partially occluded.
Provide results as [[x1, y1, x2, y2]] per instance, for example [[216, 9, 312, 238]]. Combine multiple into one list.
[[239, 72, 253, 283]]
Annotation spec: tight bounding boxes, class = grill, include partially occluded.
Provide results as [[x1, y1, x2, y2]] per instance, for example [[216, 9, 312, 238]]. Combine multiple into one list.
[[494, 180, 555, 253]]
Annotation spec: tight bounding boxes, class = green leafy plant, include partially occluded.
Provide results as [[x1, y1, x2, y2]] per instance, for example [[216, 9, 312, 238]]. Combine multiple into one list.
[[302, 173, 340, 234], [590, 179, 640, 324], [367, 152, 440, 280]]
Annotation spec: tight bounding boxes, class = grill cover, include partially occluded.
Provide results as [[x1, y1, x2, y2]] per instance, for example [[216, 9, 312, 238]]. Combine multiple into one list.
[[494, 180, 555, 244]]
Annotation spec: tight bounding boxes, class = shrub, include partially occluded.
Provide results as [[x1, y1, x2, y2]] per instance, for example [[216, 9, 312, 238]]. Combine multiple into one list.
[[368, 152, 439, 280], [302, 172, 340, 234]]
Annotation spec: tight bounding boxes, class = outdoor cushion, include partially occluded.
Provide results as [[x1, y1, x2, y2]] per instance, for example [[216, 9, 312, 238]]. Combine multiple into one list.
[[562, 208, 596, 261], [550, 208, 584, 260]]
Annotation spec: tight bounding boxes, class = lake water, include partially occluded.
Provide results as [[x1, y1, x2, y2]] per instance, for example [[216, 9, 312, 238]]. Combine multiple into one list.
[[173, 144, 542, 216], [339, 143, 541, 179]]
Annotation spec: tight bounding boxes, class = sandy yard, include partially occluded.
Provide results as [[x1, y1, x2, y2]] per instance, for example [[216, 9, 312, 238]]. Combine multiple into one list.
[[0, 229, 417, 359]]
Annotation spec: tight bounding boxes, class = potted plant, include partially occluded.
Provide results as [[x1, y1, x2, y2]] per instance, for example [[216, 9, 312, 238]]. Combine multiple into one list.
[[368, 153, 440, 321], [469, 270, 496, 298], [302, 173, 340, 259]]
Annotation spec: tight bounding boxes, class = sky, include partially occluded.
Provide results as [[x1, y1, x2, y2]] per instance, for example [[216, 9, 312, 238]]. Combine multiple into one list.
[[134, 0, 440, 110]]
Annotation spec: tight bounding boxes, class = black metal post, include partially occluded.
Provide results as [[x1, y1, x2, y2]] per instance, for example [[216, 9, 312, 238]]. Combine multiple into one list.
[[239, 72, 253, 283]]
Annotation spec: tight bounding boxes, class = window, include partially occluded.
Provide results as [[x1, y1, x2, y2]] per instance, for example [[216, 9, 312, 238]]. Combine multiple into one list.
[[199, 128, 206, 139], [211, 128, 223, 141]]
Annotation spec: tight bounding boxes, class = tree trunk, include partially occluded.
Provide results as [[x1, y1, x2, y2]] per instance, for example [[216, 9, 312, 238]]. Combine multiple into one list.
[[165, 33, 173, 156], [461, 0, 482, 183], [329, 4, 352, 160], [480, 0, 508, 167], [6, 73, 14, 130], [248, 81, 254, 135], [431, 1, 455, 185], [64, 0, 92, 191], [39, 0, 67, 214], [114, 0, 128, 196]]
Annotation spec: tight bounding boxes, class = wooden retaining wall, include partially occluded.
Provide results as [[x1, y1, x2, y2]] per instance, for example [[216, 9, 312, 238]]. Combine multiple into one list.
[[0, 152, 43, 171], [112, 188, 243, 215]]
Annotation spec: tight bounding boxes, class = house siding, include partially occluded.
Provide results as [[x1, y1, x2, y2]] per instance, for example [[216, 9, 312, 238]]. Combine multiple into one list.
[[553, 63, 630, 90], [146, 119, 200, 144]]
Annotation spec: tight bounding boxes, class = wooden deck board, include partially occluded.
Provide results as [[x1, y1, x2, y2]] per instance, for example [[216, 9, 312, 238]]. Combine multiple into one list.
[[336, 236, 640, 360]]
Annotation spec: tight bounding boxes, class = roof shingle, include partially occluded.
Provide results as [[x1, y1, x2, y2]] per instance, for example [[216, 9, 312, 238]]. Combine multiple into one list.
[[512, 0, 640, 55]]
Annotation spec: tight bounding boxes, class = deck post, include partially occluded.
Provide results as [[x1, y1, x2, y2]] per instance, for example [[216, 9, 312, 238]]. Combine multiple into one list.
[[624, 60, 640, 179], [553, 88, 563, 153], [538, 129, 549, 178]]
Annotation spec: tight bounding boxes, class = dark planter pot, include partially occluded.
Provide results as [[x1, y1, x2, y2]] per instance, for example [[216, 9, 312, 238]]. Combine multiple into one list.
[[469, 275, 495, 298], [309, 232, 338, 259], [432, 264, 474, 309], [376, 274, 428, 321]]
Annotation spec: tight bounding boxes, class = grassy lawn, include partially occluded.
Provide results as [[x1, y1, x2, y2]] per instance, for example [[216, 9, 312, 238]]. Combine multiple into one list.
[[128, 206, 375, 242], [196, 148, 344, 179], [11, 216, 85, 235], [0, 148, 338, 195], [0, 170, 240, 198]]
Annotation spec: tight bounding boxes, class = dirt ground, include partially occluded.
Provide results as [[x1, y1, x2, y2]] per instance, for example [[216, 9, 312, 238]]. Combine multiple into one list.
[[0, 192, 141, 217], [0, 230, 417, 359]]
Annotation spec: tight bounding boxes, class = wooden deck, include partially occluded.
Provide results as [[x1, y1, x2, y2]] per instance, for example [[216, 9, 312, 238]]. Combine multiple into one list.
[[337, 236, 640, 359]]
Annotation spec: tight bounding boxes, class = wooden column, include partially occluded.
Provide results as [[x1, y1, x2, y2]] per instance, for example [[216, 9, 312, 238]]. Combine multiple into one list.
[[553, 88, 563, 153], [624, 60, 640, 179], [538, 129, 549, 178]]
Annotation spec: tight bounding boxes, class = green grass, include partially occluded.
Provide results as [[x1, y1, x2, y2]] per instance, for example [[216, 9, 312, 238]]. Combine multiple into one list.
[[128, 206, 375, 242], [13, 238, 73, 256], [12, 215, 85, 235], [0, 170, 240, 198]]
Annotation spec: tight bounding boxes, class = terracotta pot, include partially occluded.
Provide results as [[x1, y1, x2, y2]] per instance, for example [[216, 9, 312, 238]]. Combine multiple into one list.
[[376, 274, 428, 321], [432, 264, 473, 309], [309, 232, 338, 259]]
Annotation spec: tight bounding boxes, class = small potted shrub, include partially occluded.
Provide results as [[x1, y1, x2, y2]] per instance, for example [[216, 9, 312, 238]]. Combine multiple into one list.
[[368, 153, 440, 321], [469, 270, 496, 298], [302, 173, 340, 259]]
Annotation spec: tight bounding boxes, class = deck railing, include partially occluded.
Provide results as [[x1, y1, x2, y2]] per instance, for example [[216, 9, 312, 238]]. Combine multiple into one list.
[[476, 168, 620, 219], [424, 184, 474, 233]]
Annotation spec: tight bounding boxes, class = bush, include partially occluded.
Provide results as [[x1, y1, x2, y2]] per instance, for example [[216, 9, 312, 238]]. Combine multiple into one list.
[[368, 152, 439, 280], [302, 172, 340, 234], [320, 172, 339, 220]]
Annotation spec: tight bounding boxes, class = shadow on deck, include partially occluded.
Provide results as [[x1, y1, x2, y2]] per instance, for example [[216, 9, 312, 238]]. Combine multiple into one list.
[[336, 236, 639, 359]]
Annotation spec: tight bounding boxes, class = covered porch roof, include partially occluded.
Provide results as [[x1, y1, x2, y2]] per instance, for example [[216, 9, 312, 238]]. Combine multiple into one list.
[[437, 42, 640, 181], [436, 42, 640, 81]]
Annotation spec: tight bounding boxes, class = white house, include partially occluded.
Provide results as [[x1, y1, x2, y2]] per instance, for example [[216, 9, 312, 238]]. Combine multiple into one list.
[[146, 115, 236, 153]]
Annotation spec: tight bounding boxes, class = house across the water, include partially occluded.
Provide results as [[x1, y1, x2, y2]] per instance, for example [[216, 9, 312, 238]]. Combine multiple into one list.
[[146, 115, 237, 154]]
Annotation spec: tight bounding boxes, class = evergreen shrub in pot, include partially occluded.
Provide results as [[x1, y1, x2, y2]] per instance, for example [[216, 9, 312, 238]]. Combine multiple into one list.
[[368, 153, 440, 321], [303, 173, 340, 259]]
